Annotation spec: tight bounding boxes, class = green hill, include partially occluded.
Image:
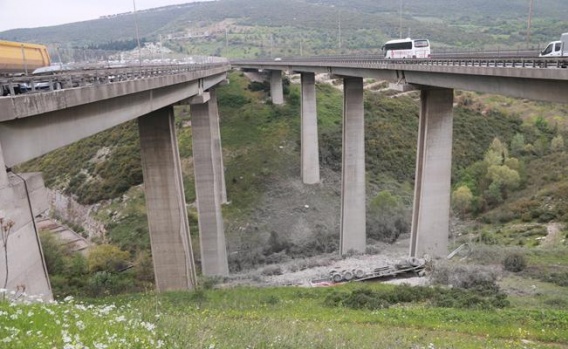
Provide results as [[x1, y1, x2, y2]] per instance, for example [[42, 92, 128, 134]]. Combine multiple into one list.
[[1, 0, 563, 58]]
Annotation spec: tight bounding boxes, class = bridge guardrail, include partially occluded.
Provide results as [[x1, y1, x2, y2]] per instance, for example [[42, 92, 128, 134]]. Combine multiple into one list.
[[231, 55, 568, 70], [1, 61, 231, 97]]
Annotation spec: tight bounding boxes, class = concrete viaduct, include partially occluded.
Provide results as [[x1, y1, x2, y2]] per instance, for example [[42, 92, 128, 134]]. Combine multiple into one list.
[[233, 56, 568, 258], [1, 55, 568, 298]]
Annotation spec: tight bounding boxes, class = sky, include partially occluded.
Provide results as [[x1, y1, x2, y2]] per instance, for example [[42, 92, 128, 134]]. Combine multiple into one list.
[[0, 0, 209, 32]]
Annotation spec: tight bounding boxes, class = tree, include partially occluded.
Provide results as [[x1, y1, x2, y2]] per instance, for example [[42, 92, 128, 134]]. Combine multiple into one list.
[[367, 191, 410, 243], [452, 186, 473, 216], [487, 165, 521, 191], [484, 137, 508, 166], [87, 244, 130, 273], [510, 133, 525, 156]]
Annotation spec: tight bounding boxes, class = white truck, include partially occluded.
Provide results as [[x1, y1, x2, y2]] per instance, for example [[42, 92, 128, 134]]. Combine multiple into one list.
[[539, 32, 568, 57]]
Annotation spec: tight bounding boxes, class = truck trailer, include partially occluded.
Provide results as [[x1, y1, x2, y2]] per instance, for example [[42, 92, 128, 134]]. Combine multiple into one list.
[[0, 40, 51, 75], [539, 33, 568, 57]]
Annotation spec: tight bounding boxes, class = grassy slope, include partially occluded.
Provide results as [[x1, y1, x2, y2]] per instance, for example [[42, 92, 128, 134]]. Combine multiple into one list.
[[114, 283, 568, 348], [3, 279, 568, 348]]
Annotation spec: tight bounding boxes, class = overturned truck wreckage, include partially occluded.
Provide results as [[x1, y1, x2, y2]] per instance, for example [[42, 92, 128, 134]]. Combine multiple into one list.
[[310, 257, 427, 287]]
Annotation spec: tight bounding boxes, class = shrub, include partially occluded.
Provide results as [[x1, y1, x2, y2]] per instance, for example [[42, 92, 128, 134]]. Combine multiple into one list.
[[324, 289, 390, 310], [323, 284, 509, 311], [87, 244, 130, 273], [261, 295, 280, 305], [86, 271, 136, 297], [261, 265, 283, 276], [503, 252, 528, 272], [133, 251, 154, 283], [342, 289, 391, 310], [265, 251, 291, 265], [542, 272, 568, 287], [432, 287, 509, 309], [199, 276, 225, 290], [39, 231, 69, 275], [430, 262, 500, 293]]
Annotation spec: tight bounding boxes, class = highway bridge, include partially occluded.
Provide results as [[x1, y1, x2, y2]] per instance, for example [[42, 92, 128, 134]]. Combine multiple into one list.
[[1, 54, 567, 298]]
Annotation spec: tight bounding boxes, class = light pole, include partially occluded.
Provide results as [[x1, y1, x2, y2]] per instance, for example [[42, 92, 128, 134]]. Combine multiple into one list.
[[133, 0, 142, 64], [526, 0, 534, 47], [399, 0, 403, 39]]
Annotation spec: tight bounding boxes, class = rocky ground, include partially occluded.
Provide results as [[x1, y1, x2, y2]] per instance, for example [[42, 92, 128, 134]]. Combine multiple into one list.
[[223, 237, 429, 288]]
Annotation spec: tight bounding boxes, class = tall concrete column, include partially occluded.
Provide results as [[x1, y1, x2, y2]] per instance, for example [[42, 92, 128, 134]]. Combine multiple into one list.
[[340, 77, 366, 255], [0, 143, 8, 187], [190, 95, 229, 276], [410, 88, 454, 258], [138, 107, 197, 292], [209, 89, 228, 204], [270, 70, 284, 105], [301, 72, 320, 184]]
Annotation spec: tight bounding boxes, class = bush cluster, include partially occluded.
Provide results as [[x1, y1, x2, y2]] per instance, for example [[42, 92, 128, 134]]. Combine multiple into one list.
[[40, 231, 152, 299], [541, 272, 568, 287], [324, 283, 509, 310], [430, 262, 500, 291], [503, 252, 528, 272]]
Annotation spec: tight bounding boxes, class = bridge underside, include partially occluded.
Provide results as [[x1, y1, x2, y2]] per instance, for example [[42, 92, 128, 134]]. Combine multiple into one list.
[[0, 72, 227, 167]]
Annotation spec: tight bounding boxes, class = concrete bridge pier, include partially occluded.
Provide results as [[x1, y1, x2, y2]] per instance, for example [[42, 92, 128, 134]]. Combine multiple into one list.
[[269, 70, 285, 105], [209, 89, 228, 204], [301, 72, 320, 184], [410, 88, 454, 259], [340, 77, 366, 255], [138, 106, 198, 291], [190, 92, 229, 276], [0, 143, 51, 299], [0, 144, 8, 186]]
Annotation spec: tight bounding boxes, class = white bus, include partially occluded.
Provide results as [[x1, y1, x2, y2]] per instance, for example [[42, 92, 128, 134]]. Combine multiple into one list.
[[382, 38, 431, 59]]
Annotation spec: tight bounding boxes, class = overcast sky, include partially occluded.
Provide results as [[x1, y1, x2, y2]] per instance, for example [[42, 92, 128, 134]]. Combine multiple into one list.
[[0, 0, 208, 32]]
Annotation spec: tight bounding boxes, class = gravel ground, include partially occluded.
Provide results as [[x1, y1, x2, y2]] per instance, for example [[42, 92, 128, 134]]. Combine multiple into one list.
[[223, 238, 429, 288]]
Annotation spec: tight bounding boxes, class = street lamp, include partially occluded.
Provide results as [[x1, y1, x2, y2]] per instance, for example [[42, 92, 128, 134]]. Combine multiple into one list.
[[133, 0, 142, 64]]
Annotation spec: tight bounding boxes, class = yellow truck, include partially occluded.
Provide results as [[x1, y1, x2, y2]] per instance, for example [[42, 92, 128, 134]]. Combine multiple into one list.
[[0, 40, 51, 74]]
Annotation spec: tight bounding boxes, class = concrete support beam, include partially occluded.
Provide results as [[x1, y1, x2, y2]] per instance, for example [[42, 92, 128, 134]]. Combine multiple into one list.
[[340, 77, 366, 254], [410, 88, 454, 258], [209, 90, 228, 204], [138, 107, 197, 292], [0, 172, 51, 300], [270, 70, 284, 105], [190, 99, 229, 276], [301, 73, 320, 184], [0, 73, 228, 167]]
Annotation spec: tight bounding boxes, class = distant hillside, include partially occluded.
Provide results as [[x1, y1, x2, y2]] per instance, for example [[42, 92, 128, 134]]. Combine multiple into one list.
[[0, 0, 563, 58]]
